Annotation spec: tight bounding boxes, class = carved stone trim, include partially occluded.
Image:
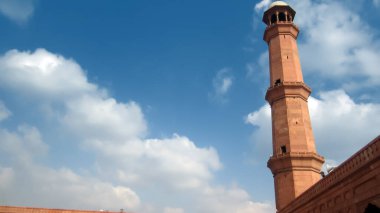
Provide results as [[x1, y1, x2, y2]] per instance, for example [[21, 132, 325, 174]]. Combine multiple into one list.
[[268, 152, 325, 175], [265, 81, 312, 105], [263, 23, 300, 43]]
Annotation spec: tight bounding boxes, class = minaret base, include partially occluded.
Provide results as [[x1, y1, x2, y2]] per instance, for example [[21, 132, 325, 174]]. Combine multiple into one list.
[[268, 152, 324, 210]]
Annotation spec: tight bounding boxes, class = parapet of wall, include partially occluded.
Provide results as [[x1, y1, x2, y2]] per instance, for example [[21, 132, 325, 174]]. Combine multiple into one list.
[[0, 206, 124, 213], [279, 135, 380, 213]]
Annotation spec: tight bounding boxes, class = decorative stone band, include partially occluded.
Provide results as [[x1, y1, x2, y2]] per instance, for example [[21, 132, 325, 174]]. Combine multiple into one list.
[[263, 22, 299, 43], [267, 152, 325, 175], [265, 82, 312, 105], [279, 135, 380, 213]]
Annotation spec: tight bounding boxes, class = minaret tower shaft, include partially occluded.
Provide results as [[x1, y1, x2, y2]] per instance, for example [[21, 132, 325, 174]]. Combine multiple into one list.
[[262, 1, 324, 211]]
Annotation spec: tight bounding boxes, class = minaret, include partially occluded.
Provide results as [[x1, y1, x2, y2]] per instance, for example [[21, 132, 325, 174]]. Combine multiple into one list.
[[262, 1, 324, 211]]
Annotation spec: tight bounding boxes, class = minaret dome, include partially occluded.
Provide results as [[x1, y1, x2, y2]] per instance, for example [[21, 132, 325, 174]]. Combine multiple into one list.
[[262, 1, 296, 26]]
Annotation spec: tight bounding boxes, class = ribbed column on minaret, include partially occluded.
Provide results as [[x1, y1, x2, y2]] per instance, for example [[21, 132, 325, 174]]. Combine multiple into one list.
[[262, 1, 324, 211]]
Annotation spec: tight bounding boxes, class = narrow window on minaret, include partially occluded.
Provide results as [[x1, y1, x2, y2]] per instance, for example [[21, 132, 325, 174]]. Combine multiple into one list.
[[281, 145, 287, 154], [271, 14, 277, 24]]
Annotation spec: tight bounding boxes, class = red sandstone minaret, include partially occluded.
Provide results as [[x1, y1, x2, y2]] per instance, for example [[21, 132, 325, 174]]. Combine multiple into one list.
[[262, 1, 325, 211]]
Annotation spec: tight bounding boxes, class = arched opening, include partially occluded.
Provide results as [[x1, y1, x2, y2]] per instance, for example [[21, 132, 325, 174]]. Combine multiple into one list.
[[281, 145, 287, 154], [279, 12, 286, 22], [287, 14, 292, 22], [271, 14, 277, 24], [364, 203, 380, 213], [274, 78, 281, 86]]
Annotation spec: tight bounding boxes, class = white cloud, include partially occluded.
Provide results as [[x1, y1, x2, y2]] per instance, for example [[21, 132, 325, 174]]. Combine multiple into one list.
[[0, 0, 35, 24], [141, 136, 221, 188], [210, 68, 233, 103], [254, 0, 272, 12], [0, 166, 13, 188], [221, 78, 232, 94], [0, 123, 140, 210], [192, 185, 274, 213], [0, 125, 48, 164], [63, 95, 146, 141], [0, 49, 97, 100], [289, 0, 380, 88], [94, 134, 222, 191], [246, 51, 268, 88], [374, 0, 380, 7], [245, 104, 272, 164], [308, 90, 380, 161], [0, 101, 11, 121], [246, 90, 380, 163], [15, 167, 141, 210], [163, 207, 185, 213], [0, 48, 274, 212]]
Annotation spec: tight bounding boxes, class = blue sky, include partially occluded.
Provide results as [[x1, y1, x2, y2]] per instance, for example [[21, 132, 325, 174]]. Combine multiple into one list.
[[0, 0, 379, 212]]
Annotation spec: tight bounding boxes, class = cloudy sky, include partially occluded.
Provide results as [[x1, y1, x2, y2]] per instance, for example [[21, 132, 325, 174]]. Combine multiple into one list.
[[0, 0, 379, 212]]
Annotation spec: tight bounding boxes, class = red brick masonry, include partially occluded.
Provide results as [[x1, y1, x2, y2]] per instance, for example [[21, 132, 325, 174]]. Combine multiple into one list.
[[279, 135, 380, 213], [0, 206, 124, 213]]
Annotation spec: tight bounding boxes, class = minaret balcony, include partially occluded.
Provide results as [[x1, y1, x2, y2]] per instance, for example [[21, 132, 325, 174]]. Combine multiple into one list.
[[265, 82, 312, 105], [267, 152, 325, 175]]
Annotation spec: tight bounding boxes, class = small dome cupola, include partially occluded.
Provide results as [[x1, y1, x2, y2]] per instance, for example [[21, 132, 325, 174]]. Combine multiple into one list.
[[262, 1, 296, 26]]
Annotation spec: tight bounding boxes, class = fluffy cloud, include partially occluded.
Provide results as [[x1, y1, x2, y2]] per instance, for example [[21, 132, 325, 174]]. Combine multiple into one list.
[[246, 90, 380, 164], [254, 0, 272, 12], [309, 90, 380, 161], [0, 0, 35, 24], [292, 0, 380, 86], [0, 125, 47, 164], [246, 51, 268, 81], [0, 48, 273, 212], [374, 0, 380, 7], [192, 185, 274, 213], [0, 101, 11, 121], [0, 166, 13, 188], [63, 96, 146, 141], [210, 68, 233, 103], [0, 49, 97, 99], [245, 104, 271, 162], [0, 124, 140, 210], [2, 165, 141, 210], [163, 207, 185, 213], [93, 134, 222, 191]]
